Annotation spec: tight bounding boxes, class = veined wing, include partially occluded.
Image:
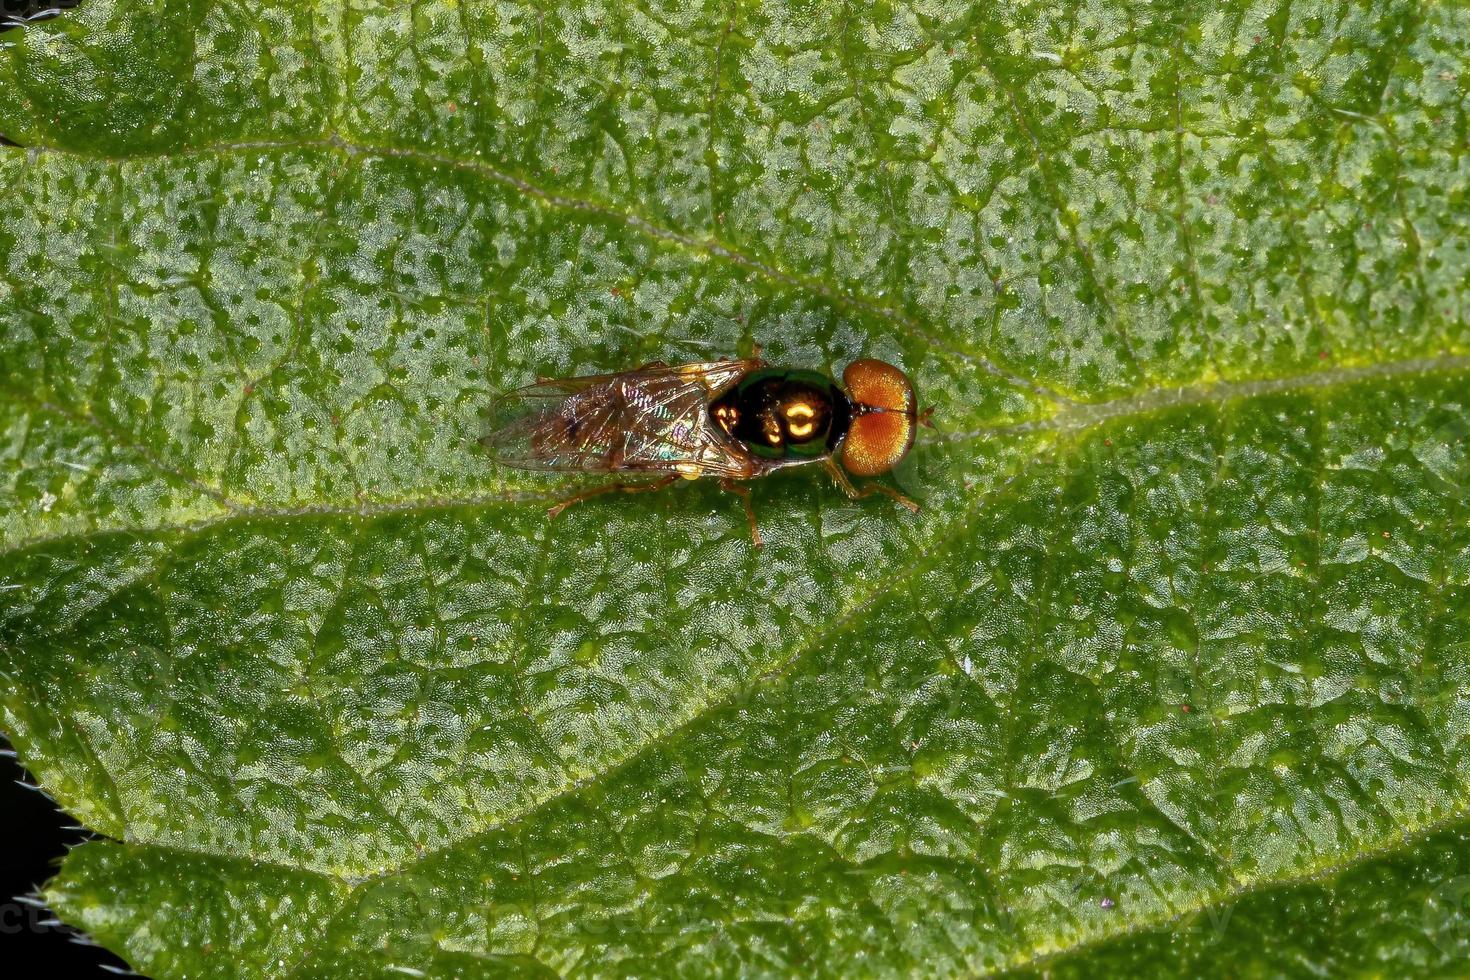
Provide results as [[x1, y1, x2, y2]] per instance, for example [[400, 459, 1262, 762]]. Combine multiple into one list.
[[479, 360, 760, 476]]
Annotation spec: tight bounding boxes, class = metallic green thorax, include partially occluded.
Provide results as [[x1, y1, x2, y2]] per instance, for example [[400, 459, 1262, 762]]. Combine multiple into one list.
[[709, 368, 852, 461]]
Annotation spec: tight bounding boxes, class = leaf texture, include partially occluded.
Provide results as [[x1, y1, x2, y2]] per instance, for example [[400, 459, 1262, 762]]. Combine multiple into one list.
[[1, 0, 1468, 975]]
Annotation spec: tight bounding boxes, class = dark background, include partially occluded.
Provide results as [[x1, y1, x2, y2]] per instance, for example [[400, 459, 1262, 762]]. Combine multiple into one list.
[[0, 736, 129, 971], [0, 0, 81, 27]]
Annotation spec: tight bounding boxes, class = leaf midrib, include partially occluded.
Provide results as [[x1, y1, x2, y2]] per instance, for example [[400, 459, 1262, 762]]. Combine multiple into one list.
[[5, 351, 1467, 559]]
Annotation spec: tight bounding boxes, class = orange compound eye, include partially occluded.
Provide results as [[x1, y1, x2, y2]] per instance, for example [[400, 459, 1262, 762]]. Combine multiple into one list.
[[843, 358, 916, 414], [843, 411, 914, 475], [840, 359, 917, 476]]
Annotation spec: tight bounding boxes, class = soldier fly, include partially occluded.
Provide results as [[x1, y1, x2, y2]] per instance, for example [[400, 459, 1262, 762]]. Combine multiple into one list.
[[481, 357, 926, 547]]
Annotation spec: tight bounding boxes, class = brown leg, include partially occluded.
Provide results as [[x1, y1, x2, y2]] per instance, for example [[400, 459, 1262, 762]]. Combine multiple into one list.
[[547, 475, 677, 520], [719, 478, 764, 548], [822, 459, 921, 513]]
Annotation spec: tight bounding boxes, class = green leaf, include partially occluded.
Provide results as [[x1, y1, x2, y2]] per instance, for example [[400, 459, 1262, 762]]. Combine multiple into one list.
[[2, 0, 1468, 975]]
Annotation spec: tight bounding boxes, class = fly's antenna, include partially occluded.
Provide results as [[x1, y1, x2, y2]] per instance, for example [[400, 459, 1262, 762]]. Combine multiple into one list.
[[917, 405, 939, 432]]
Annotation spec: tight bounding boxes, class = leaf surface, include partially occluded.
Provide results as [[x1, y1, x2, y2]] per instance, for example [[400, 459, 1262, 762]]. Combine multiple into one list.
[[2, 0, 1469, 975]]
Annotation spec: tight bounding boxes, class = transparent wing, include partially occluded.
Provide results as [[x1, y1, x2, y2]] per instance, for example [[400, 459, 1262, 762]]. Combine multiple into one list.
[[479, 360, 760, 476]]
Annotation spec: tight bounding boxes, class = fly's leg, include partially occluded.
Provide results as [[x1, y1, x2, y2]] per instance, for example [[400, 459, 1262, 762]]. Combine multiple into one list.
[[546, 475, 678, 520], [822, 458, 921, 513], [724, 343, 762, 364], [719, 477, 764, 549]]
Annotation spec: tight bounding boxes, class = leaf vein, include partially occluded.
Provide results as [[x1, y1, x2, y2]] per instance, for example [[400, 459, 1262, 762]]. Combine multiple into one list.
[[4, 138, 1060, 403]]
